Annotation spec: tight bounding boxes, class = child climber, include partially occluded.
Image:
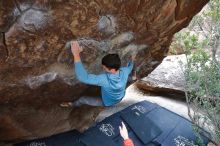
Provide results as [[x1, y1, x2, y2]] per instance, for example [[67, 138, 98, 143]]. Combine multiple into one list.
[[61, 41, 135, 107]]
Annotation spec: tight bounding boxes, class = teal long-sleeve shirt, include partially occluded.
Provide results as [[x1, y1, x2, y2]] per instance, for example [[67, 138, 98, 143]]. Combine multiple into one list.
[[74, 61, 134, 106]]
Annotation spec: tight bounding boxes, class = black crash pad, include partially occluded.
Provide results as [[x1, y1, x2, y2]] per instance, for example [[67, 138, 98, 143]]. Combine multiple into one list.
[[14, 130, 83, 146], [121, 110, 162, 144], [80, 128, 117, 146]]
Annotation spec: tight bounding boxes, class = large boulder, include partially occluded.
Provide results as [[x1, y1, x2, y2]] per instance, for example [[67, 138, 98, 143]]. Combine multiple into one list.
[[136, 55, 186, 97], [0, 0, 209, 143]]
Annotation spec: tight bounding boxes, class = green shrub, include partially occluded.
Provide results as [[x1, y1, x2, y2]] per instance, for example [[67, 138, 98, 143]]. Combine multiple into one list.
[[171, 0, 220, 143]]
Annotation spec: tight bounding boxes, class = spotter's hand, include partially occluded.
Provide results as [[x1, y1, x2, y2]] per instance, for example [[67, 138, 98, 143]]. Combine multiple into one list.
[[119, 122, 129, 140]]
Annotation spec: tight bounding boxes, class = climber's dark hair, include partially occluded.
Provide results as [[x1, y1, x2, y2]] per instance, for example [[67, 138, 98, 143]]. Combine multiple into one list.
[[102, 54, 121, 71]]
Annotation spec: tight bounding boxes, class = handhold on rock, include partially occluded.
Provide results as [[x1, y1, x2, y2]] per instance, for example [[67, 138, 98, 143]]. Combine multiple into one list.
[[64, 40, 83, 52]]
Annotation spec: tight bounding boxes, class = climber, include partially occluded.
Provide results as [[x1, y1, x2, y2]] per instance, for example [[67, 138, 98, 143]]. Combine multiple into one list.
[[60, 41, 136, 107], [119, 122, 134, 146]]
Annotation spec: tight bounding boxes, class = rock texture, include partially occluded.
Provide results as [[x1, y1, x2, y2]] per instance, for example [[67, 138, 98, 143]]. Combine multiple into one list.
[[0, 0, 208, 143], [136, 55, 186, 97]]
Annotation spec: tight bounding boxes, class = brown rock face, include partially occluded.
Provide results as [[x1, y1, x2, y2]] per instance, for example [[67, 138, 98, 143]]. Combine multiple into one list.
[[0, 0, 209, 143]]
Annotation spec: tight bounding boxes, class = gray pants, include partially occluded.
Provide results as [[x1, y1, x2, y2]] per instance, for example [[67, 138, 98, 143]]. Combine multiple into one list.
[[73, 96, 104, 107]]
